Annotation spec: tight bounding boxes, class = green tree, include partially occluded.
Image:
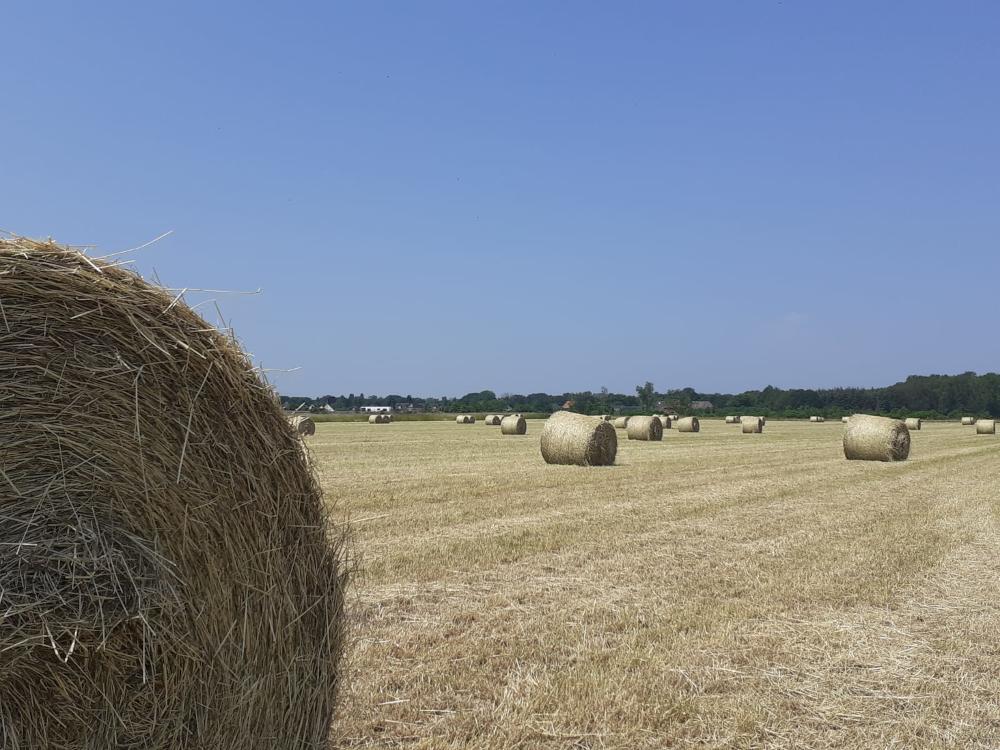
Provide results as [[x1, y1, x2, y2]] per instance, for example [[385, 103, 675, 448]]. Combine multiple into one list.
[[636, 381, 655, 412]]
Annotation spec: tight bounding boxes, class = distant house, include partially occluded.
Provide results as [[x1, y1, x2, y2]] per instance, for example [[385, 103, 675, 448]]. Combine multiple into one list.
[[690, 400, 715, 411], [359, 405, 392, 413]]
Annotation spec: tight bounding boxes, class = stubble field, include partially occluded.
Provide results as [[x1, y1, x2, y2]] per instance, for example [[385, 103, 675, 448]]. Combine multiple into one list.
[[314, 419, 1000, 749]]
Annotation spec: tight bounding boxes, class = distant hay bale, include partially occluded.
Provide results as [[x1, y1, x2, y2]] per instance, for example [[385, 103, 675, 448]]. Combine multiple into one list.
[[500, 415, 527, 435], [456, 414, 475, 424], [626, 415, 663, 441], [368, 414, 390, 424], [0, 237, 347, 748], [613, 416, 630, 429], [843, 414, 910, 461], [725, 416, 739, 424], [484, 414, 502, 425], [676, 416, 700, 433], [975, 419, 996, 435], [961, 416, 975, 426], [290, 414, 316, 436], [841, 416, 850, 423], [655, 414, 672, 429], [385, 413, 393, 422], [905, 417, 921, 431], [540, 411, 617, 466], [809, 416, 825, 423], [741, 416, 763, 433]]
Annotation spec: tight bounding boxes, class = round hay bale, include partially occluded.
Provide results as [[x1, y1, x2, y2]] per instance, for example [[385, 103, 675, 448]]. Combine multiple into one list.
[[975, 419, 996, 435], [741, 416, 763, 433], [725, 415, 739, 424], [841, 416, 850, 423], [843, 414, 910, 461], [540, 411, 617, 466], [368, 414, 380, 424], [655, 414, 672, 429], [626, 415, 663, 441], [290, 414, 316, 436], [613, 416, 630, 429], [961, 416, 976, 426], [809, 415, 825, 423], [385, 413, 393, 422], [456, 414, 475, 424], [500, 415, 527, 435], [676, 416, 700, 433], [484, 414, 502, 426], [905, 417, 921, 431], [0, 238, 347, 748]]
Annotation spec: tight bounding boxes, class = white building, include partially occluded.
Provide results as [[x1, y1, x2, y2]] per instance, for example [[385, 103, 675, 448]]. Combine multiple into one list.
[[359, 405, 392, 413]]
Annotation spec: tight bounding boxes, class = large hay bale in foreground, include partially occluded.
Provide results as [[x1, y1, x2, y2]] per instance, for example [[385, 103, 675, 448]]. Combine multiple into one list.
[[456, 414, 475, 424], [0, 237, 347, 748], [500, 415, 527, 435], [741, 416, 763, 433], [975, 419, 996, 435], [484, 414, 502, 425], [843, 414, 910, 461], [626, 415, 663, 441], [613, 416, 630, 429], [290, 414, 316, 436], [961, 416, 976, 426], [905, 417, 922, 431], [676, 416, 700, 433], [540, 411, 617, 466]]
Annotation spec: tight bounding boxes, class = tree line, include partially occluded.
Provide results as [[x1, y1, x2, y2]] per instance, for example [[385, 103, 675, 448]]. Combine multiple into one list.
[[281, 371, 1000, 419]]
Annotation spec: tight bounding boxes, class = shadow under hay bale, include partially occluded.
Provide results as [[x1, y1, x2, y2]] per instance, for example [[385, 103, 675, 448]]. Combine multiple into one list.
[[626, 416, 663, 441], [291, 414, 316, 435], [843, 414, 910, 461], [676, 416, 700, 433], [0, 237, 348, 749], [500, 415, 527, 435], [541, 412, 617, 466]]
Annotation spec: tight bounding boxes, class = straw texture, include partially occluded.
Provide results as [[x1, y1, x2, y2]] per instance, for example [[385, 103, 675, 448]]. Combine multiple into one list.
[[291, 414, 316, 436], [0, 237, 347, 749], [741, 416, 764, 434], [676, 416, 700, 433], [613, 416, 630, 429], [843, 414, 910, 461], [626, 416, 663, 441], [500, 415, 527, 435], [905, 418, 921, 431], [483, 415, 502, 426], [540, 412, 617, 466], [975, 419, 996, 435]]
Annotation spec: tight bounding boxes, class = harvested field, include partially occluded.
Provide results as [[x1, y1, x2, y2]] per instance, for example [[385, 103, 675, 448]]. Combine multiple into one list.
[[318, 419, 1000, 749]]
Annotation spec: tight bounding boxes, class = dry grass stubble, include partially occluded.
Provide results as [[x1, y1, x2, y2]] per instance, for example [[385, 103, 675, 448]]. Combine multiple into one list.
[[315, 420, 1000, 748]]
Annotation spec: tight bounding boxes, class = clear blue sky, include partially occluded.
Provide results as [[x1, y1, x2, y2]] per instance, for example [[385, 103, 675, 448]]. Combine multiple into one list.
[[3, 2, 998, 397]]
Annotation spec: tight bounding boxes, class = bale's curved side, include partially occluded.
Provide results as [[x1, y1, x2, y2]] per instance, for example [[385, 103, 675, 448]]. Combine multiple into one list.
[[626, 416, 663, 441], [500, 415, 527, 435], [962, 416, 975, 426], [843, 414, 910, 461], [540, 411, 617, 466], [456, 414, 475, 424], [368, 414, 380, 424], [975, 419, 996, 435], [290, 415, 316, 436], [905, 417, 921, 431], [0, 237, 347, 749], [725, 416, 739, 424], [676, 416, 700, 433], [741, 416, 763, 433], [484, 415, 502, 426], [613, 416, 630, 429], [655, 415, 672, 429]]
